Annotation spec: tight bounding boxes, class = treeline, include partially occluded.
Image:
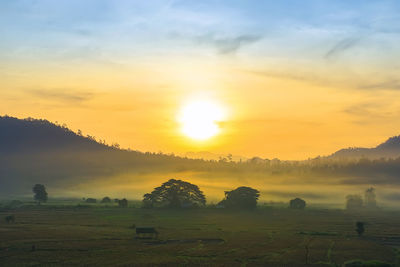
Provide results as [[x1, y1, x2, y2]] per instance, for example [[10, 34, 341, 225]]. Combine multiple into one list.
[[2, 116, 400, 195]]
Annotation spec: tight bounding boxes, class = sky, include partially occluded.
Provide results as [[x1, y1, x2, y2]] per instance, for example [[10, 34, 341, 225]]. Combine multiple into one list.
[[1, 0, 400, 160]]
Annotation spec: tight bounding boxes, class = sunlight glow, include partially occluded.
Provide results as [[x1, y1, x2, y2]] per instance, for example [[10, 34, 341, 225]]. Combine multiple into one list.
[[179, 100, 225, 141]]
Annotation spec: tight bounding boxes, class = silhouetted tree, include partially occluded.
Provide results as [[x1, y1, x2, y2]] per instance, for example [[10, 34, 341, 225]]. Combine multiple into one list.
[[356, 221, 365, 236], [101, 196, 111, 203], [220, 186, 260, 209], [143, 193, 155, 208], [33, 184, 47, 204], [364, 187, 377, 208], [85, 198, 97, 203], [118, 198, 128, 208], [142, 179, 206, 208], [346, 195, 363, 210], [289, 198, 306, 209]]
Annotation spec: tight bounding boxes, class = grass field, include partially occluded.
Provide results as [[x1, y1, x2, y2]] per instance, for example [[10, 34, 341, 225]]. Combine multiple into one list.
[[1, 202, 399, 266]]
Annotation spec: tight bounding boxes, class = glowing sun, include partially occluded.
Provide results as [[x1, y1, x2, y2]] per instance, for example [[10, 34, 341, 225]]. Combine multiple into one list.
[[178, 100, 225, 141]]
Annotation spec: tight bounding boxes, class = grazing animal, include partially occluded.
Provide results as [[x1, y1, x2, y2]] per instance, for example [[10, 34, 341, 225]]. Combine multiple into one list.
[[5, 215, 15, 223], [135, 227, 158, 239]]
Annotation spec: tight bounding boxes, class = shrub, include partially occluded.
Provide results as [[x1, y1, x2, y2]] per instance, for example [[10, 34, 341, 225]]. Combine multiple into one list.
[[101, 197, 111, 203], [118, 198, 128, 208], [289, 198, 306, 209], [85, 198, 97, 203]]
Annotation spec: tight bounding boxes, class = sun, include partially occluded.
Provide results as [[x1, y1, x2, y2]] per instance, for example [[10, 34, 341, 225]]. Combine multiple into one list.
[[178, 100, 225, 141]]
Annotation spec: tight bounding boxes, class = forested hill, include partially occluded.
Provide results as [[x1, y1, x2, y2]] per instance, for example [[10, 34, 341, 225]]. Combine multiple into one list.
[[329, 136, 400, 159], [0, 116, 111, 154], [1, 116, 400, 197], [0, 116, 210, 195]]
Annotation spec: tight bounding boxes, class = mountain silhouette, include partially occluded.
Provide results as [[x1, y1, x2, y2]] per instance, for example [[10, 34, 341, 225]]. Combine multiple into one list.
[[0, 116, 109, 154], [329, 136, 400, 159], [1, 116, 400, 196], [0, 116, 206, 195]]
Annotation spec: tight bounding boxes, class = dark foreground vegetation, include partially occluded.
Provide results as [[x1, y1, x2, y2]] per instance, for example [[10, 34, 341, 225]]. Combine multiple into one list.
[[0, 200, 399, 266]]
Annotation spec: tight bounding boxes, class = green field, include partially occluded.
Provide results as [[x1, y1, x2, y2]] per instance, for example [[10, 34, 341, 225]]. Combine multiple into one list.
[[1, 202, 399, 266]]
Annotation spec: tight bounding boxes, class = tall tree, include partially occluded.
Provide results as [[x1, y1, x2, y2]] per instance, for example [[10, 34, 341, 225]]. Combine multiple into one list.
[[364, 187, 377, 208], [142, 179, 206, 208], [33, 184, 48, 204], [220, 186, 260, 209]]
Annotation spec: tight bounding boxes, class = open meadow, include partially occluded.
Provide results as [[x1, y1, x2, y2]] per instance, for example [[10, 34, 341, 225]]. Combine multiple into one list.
[[1, 202, 399, 266]]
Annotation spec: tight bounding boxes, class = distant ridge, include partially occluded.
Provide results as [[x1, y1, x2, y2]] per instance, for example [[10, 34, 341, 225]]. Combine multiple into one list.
[[2, 115, 399, 160], [1, 115, 400, 196], [329, 136, 400, 159], [0, 116, 110, 154], [0, 115, 207, 195]]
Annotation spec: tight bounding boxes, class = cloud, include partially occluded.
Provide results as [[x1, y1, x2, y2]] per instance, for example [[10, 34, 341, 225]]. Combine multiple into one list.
[[325, 37, 361, 58], [243, 69, 317, 83], [341, 101, 399, 126], [342, 103, 376, 116], [201, 34, 262, 54], [170, 32, 262, 54], [241, 68, 336, 90], [27, 89, 94, 103], [359, 79, 400, 90]]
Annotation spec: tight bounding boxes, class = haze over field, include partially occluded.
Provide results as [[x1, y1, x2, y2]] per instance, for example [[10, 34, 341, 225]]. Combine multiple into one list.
[[2, 116, 400, 208]]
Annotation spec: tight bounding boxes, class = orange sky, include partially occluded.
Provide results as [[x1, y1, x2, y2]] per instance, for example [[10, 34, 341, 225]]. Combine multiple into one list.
[[2, 58, 400, 160], [1, 1, 400, 160]]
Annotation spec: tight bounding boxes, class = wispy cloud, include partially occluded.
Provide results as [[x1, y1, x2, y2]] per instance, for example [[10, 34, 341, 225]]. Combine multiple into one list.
[[195, 34, 262, 54], [359, 79, 400, 90], [325, 37, 361, 58], [27, 89, 94, 103], [342, 101, 400, 126], [170, 32, 262, 54], [343, 102, 377, 117], [243, 69, 317, 83]]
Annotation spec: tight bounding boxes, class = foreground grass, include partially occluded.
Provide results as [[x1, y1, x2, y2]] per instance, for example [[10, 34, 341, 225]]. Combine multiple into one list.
[[0, 203, 399, 266]]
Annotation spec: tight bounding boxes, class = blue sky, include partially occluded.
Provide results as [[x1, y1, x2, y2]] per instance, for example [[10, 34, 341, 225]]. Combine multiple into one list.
[[2, 0, 400, 64]]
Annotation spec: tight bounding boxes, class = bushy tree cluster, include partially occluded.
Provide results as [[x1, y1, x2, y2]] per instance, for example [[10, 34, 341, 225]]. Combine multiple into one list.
[[143, 180, 263, 210], [143, 179, 206, 208], [218, 187, 260, 209], [289, 198, 306, 209]]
